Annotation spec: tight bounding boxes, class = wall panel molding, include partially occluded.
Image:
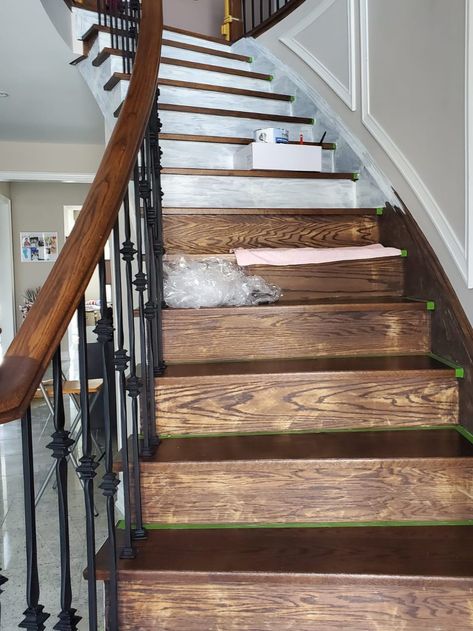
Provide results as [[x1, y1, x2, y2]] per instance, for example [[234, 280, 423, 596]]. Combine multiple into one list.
[[280, 0, 356, 111], [360, 0, 470, 285]]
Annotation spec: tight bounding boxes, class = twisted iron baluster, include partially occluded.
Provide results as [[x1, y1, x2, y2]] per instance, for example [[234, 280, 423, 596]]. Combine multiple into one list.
[[121, 192, 147, 539], [76, 299, 99, 631], [48, 349, 81, 631], [94, 256, 120, 629], [19, 407, 50, 631]]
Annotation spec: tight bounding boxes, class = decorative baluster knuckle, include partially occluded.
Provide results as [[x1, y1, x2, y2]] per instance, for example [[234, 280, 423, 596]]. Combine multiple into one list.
[[144, 300, 158, 321], [139, 179, 151, 200], [120, 239, 137, 262], [114, 348, 130, 373], [47, 430, 75, 460], [126, 374, 142, 398], [99, 472, 120, 498], [133, 271, 148, 293], [93, 317, 114, 345], [76, 455, 99, 482]]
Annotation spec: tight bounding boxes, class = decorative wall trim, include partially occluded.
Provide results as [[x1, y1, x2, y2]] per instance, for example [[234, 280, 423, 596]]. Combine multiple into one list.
[[280, 0, 356, 111], [465, 0, 473, 286], [0, 171, 95, 183], [360, 0, 470, 285]]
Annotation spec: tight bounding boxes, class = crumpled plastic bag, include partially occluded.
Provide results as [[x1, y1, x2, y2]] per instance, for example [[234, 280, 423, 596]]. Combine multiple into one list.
[[163, 256, 282, 308]]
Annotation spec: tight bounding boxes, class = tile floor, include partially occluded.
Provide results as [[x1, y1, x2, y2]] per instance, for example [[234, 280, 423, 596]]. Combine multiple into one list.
[[0, 399, 112, 630]]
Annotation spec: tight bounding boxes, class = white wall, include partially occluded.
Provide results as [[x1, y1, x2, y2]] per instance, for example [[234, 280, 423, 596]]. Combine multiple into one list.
[[163, 0, 224, 37], [0, 192, 15, 354], [258, 0, 473, 317]]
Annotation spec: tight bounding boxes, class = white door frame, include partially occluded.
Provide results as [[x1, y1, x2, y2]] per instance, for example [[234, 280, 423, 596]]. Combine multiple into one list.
[[0, 194, 15, 359]]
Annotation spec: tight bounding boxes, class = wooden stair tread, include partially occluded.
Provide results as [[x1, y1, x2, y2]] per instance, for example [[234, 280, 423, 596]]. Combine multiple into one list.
[[161, 38, 251, 63], [159, 103, 314, 124], [142, 429, 473, 464], [161, 57, 272, 80], [163, 24, 231, 46], [97, 526, 473, 580], [163, 207, 380, 215], [159, 355, 455, 380], [160, 133, 335, 149], [159, 79, 293, 101], [161, 167, 356, 180], [166, 297, 427, 314], [92, 46, 131, 66]]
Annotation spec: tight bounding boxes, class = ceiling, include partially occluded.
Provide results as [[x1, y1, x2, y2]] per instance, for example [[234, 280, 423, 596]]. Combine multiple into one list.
[[0, 0, 104, 144]]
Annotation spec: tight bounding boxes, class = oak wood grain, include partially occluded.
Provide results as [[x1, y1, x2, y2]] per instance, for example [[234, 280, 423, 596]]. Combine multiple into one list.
[[138, 457, 473, 524], [0, 0, 163, 423], [163, 207, 379, 215], [156, 367, 458, 436], [163, 214, 379, 253], [162, 301, 431, 362]]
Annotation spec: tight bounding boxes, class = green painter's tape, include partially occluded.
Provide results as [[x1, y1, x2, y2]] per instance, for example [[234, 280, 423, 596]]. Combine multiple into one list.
[[426, 301, 436, 311], [428, 352, 464, 378], [247, 56, 254, 63], [455, 425, 473, 445], [401, 249, 408, 257], [267, 75, 274, 81], [118, 519, 473, 531], [376, 207, 384, 216]]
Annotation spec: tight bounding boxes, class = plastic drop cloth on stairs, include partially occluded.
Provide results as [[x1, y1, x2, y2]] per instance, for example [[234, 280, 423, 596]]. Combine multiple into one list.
[[163, 256, 282, 309]]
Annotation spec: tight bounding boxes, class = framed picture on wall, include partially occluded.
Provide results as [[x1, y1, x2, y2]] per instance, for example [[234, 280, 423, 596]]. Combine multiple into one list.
[[20, 231, 58, 263]]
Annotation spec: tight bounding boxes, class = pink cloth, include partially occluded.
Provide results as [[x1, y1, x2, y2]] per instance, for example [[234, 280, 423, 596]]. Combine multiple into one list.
[[234, 244, 402, 267]]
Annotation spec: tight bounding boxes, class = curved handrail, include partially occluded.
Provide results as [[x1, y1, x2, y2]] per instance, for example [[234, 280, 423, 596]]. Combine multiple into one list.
[[244, 0, 306, 38], [0, 0, 163, 423]]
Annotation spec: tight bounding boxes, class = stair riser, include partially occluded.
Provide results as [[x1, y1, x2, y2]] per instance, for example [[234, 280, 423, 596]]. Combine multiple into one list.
[[161, 175, 355, 209], [161, 45, 250, 71], [160, 140, 334, 171], [156, 372, 457, 436], [159, 110, 314, 141], [118, 579, 473, 631], [245, 257, 404, 299], [139, 459, 473, 524], [159, 85, 292, 116], [159, 64, 272, 91], [163, 214, 379, 253], [163, 29, 232, 53], [162, 308, 431, 362]]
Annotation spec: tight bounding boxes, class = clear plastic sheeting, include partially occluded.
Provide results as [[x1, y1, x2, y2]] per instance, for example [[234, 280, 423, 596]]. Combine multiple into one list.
[[163, 256, 282, 309]]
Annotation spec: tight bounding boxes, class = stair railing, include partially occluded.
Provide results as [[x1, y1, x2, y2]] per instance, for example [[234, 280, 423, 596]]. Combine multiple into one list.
[[0, 0, 164, 628], [230, 0, 306, 39]]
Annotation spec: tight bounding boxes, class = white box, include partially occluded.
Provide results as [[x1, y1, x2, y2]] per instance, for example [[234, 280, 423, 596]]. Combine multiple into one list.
[[234, 142, 322, 172]]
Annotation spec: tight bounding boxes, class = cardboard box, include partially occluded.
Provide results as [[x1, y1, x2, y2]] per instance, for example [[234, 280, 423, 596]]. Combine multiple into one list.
[[234, 142, 322, 172]]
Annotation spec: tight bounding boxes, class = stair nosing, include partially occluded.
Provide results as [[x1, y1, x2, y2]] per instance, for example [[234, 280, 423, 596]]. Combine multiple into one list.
[[161, 38, 251, 63], [159, 78, 293, 101], [160, 56, 272, 80], [161, 167, 356, 180], [159, 133, 335, 149], [158, 102, 314, 124], [162, 207, 380, 215]]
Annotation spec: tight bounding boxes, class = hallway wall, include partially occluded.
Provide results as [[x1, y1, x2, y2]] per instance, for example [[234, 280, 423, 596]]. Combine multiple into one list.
[[163, 0, 224, 37]]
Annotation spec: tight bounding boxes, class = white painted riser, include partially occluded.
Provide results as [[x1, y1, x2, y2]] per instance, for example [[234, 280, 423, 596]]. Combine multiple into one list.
[[161, 45, 251, 71], [161, 175, 356, 208], [159, 86, 293, 116], [159, 64, 273, 92], [160, 140, 335, 172], [159, 111, 315, 141]]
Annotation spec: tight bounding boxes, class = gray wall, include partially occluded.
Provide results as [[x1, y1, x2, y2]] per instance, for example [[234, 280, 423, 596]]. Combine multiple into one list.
[[0, 183, 11, 198], [10, 182, 92, 328], [258, 0, 473, 318], [163, 0, 224, 37]]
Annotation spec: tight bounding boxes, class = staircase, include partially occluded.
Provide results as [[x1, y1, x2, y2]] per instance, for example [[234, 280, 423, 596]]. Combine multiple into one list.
[[72, 10, 473, 631]]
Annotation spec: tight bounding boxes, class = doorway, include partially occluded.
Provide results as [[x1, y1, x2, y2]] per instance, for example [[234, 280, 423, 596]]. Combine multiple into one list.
[[0, 194, 15, 361]]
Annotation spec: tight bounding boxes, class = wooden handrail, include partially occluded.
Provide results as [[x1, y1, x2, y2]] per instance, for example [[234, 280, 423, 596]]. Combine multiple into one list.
[[0, 0, 163, 423]]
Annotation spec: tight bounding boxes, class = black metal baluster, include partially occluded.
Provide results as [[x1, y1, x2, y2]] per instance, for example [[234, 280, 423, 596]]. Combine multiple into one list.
[[121, 193, 147, 540], [112, 221, 136, 559], [149, 89, 166, 378], [94, 256, 120, 630], [0, 568, 7, 626], [47, 349, 81, 631], [19, 407, 50, 631], [76, 299, 99, 631], [251, 0, 256, 30], [242, 0, 247, 34], [260, 0, 263, 27], [133, 165, 153, 458]]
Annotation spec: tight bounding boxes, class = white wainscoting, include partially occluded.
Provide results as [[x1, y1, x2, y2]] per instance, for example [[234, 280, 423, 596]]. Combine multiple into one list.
[[280, 0, 356, 111], [360, 0, 471, 285]]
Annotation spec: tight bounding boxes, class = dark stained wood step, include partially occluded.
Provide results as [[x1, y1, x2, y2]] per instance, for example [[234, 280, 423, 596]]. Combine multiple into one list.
[[162, 299, 431, 363], [163, 213, 379, 253], [161, 167, 356, 179], [156, 354, 458, 436], [98, 526, 473, 629], [160, 133, 336, 149], [159, 78, 293, 101], [133, 428, 473, 524], [104, 71, 130, 91], [163, 207, 381, 215], [81, 23, 129, 43], [161, 38, 251, 63], [160, 57, 272, 81], [92, 46, 131, 66], [158, 103, 314, 124], [164, 24, 231, 46]]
